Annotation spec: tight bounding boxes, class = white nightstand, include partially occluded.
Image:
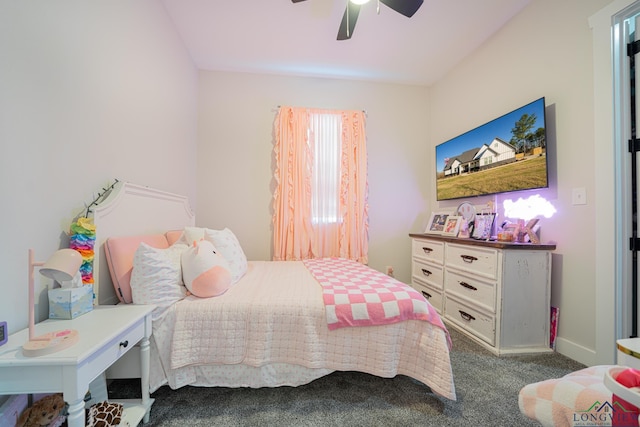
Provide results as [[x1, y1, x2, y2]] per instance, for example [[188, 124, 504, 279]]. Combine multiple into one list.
[[0, 305, 154, 427]]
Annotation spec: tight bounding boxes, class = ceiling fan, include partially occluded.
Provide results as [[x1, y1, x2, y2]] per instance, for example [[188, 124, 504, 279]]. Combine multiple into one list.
[[292, 0, 424, 41]]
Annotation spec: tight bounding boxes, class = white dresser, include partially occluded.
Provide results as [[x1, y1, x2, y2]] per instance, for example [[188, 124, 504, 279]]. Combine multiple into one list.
[[410, 233, 555, 356]]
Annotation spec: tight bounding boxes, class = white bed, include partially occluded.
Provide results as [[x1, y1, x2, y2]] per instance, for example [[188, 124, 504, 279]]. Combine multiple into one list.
[[93, 182, 456, 400]]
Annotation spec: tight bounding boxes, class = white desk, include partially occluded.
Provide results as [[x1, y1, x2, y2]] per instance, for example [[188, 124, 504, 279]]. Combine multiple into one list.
[[0, 305, 154, 427]]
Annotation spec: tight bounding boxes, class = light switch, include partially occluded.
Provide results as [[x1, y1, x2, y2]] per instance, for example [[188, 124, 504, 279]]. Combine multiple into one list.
[[572, 187, 587, 205]]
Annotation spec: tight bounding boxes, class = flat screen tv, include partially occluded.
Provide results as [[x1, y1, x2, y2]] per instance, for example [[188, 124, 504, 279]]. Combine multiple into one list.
[[435, 97, 548, 201]]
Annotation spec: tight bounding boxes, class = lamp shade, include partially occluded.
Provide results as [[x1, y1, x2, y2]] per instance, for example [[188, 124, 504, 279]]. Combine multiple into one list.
[[40, 249, 83, 282], [350, 0, 370, 4]]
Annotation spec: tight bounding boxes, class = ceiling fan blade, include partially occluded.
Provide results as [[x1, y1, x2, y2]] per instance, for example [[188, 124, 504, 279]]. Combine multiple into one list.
[[337, 3, 361, 40], [379, 0, 423, 17], [291, 0, 307, 3]]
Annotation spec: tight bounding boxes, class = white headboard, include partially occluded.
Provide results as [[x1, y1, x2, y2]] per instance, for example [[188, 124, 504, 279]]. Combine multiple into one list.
[[92, 182, 195, 305]]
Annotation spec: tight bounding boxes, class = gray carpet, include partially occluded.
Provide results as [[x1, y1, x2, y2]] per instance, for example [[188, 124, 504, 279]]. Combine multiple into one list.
[[109, 328, 585, 426]]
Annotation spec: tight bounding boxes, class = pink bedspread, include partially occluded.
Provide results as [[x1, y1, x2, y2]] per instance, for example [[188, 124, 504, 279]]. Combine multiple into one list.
[[304, 258, 449, 340]]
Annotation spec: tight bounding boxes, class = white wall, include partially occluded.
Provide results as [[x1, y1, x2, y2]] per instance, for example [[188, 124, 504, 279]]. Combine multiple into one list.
[[428, 0, 612, 365], [197, 71, 429, 279], [0, 2, 198, 334]]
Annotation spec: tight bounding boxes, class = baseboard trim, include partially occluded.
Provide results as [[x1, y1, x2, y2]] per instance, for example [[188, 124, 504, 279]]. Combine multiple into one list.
[[555, 337, 596, 366]]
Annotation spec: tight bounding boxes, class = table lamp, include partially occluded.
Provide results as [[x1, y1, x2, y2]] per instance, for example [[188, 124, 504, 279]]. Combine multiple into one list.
[[24, 248, 83, 357]]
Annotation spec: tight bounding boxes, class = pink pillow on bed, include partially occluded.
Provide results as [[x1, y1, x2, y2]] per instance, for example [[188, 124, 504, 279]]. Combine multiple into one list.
[[104, 234, 169, 303], [165, 230, 183, 246]]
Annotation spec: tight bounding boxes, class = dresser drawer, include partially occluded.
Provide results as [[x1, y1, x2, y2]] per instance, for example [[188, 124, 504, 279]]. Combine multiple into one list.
[[411, 279, 443, 313], [412, 239, 444, 265], [444, 269, 496, 313], [445, 296, 495, 345], [412, 259, 444, 289], [446, 243, 498, 279]]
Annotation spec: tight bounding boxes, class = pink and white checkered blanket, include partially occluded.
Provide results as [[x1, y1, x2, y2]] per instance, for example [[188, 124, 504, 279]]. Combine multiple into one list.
[[304, 258, 449, 343]]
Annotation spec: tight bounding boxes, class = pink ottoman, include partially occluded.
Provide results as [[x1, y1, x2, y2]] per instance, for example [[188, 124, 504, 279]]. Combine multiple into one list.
[[519, 365, 614, 426]]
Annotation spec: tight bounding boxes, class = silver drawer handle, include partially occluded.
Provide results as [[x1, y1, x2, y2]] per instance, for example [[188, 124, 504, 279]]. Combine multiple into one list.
[[459, 310, 476, 322], [119, 340, 129, 349], [421, 268, 432, 276], [459, 281, 477, 291]]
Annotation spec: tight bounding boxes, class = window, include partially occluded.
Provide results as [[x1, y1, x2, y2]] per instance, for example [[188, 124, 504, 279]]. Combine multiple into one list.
[[310, 112, 341, 224], [272, 106, 369, 263]]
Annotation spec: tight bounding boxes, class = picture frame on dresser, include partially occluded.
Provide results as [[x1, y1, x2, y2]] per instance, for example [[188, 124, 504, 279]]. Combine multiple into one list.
[[442, 216, 462, 236], [471, 213, 496, 240], [425, 212, 450, 234]]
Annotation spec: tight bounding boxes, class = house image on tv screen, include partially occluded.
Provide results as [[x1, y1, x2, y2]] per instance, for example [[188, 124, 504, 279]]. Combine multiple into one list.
[[435, 97, 548, 201], [443, 137, 517, 176]]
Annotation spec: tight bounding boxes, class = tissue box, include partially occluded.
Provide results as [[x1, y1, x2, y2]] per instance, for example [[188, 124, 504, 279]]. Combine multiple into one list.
[[48, 285, 93, 319]]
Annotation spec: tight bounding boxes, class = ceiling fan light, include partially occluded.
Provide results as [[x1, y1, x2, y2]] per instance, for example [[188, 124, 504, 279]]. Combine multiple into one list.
[[350, 0, 370, 5]]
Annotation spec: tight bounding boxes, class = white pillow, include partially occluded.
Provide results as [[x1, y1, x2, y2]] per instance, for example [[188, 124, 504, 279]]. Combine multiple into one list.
[[204, 228, 248, 283], [130, 242, 188, 320]]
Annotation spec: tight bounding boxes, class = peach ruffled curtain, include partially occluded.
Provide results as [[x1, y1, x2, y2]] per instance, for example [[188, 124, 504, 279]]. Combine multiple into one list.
[[272, 106, 369, 263]]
